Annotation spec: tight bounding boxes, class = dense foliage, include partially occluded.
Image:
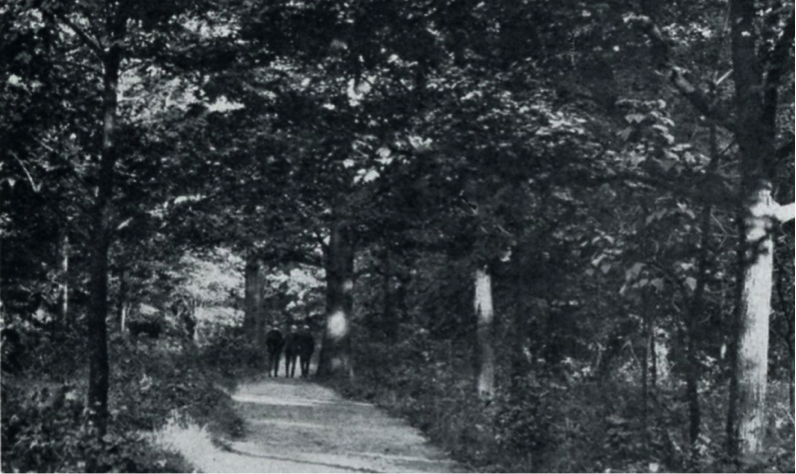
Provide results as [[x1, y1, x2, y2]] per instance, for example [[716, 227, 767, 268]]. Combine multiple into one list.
[[1, 0, 793, 472]]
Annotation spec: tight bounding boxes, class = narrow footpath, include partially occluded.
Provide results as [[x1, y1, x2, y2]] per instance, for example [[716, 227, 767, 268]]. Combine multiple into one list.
[[178, 377, 462, 473]]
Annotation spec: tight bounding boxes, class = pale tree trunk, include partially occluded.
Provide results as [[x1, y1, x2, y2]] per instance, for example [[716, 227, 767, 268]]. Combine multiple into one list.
[[732, 185, 794, 453], [317, 219, 355, 379], [59, 232, 69, 328], [725, 0, 796, 457], [631, 2, 794, 458], [734, 189, 773, 455], [117, 265, 127, 333], [475, 266, 495, 399]]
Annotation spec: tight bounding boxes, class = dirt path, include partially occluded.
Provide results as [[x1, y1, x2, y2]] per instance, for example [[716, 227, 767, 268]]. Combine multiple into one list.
[[179, 377, 462, 473]]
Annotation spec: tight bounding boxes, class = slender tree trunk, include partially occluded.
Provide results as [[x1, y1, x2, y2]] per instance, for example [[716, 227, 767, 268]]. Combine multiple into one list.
[[317, 219, 355, 379], [244, 255, 265, 359], [87, 29, 123, 435], [381, 248, 398, 341], [244, 256, 259, 337], [641, 289, 651, 455], [650, 325, 657, 389], [685, 225, 708, 461], [684, 122, 720, 461], [789, 336, 795, 416], [510, 268, 530, 384], [475, 266, 495, 399], [396, 271, 410, 331], [117, 265, 127, 333], [59, 232, 69, 329]]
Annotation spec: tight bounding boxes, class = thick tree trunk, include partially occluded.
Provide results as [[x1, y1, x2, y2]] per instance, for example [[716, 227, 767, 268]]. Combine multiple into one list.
[[725, 0, 795, 457], [475, 266, 495, 399], [317, 220, 355, 379], [733, 185, 776, 455], [87, 40, 122, 435]]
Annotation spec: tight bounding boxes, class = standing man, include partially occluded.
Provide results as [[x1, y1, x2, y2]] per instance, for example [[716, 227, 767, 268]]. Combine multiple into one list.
[[284, 325, 299, 377], [297, 325, 315, 378]]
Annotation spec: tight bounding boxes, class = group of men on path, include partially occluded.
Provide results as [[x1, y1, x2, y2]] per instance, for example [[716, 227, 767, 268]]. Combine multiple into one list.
[[265, 325, 315, 378]]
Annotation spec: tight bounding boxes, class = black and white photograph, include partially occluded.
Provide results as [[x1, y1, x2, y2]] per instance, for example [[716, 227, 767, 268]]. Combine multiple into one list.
[[1, 0, 794, 472]]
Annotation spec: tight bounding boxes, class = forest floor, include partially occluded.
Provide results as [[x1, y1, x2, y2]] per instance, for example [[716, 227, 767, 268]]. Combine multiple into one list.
[[164, 376, 463, 473]]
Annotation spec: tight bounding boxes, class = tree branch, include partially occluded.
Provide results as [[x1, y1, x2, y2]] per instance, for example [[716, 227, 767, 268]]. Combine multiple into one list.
[[766, 10, 796, 96], [9, 151, 41, 192], [625, 14, 732, 130], [771, 202, 795, 223], [53, 12, 105, 59]]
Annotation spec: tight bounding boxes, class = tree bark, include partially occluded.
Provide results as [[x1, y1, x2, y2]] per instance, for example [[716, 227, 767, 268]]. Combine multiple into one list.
[[683, 121, 721, 462], [733, 185, 777, 455], [381, 248, 398, 341], [317, 219, 355, 379], [475, 266, 495, 399], [244, 256, 264, 343], [87, 18, 124, 434], [59, 232, 69, 329], [725, 0, 796, 456], [117, 265, 127, 333], [641, 289, 652, 455]]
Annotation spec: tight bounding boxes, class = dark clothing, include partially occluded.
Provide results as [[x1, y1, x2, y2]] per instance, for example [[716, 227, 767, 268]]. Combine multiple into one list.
[[284, 332, 299, 377], [265, 329, 285, 377], [296, 331, 315, 378]]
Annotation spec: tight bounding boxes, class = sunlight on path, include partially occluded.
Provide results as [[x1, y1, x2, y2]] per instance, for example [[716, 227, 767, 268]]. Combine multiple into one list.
[[167, 377, 461, 473]]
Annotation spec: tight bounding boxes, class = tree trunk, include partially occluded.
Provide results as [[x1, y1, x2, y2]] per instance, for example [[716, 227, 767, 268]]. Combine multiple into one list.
[[641, 289, 652, 455], [317, 220, 355, 379], [244, 256, 265, 347], [650, 325, 657, 389], [683, 122, 720, 461], [475, 266, 495, 399], [381, 248, 398, 341], [725, 0, 795, 457], [117, 265, 127, 333], [87, 35, 123, 435], [685, 208, 709, 461], [509, 263, 532, 386], [734, 185, 776, 455], [244, 256, 258, 335], [59, 232, 69, 328]]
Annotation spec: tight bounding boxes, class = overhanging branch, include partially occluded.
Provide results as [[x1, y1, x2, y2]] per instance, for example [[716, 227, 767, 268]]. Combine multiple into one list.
[[766, 10, 796, 94], [626, 14, 733, 131], [53, 12, 105, 59]]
